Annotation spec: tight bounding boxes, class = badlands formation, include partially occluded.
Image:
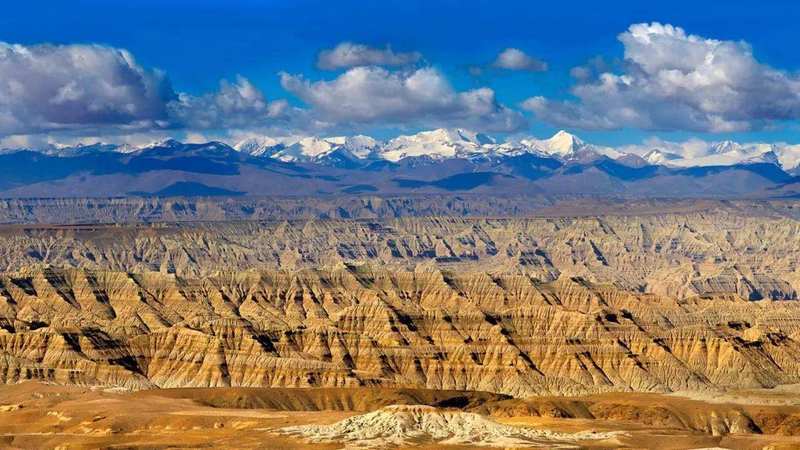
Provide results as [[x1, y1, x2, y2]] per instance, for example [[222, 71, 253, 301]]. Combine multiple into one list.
[[2, 265, 800, 395], [3, 201, 800, 448]]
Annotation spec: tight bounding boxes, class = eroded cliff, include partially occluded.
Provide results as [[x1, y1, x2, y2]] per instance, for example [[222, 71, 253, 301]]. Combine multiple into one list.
[[2, 267, 800, 397]]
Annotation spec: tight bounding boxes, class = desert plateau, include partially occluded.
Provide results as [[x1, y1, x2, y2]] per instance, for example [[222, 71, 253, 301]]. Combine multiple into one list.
[[0, 198, 799, 448]]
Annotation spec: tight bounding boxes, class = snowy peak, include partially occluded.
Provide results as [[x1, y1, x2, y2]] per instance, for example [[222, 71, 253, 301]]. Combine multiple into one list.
[[339, 135, 381, 159], [399, 128, 491, 147], [711, 140, 742, 155], [234, 136, 283, 157], [643, 149, 682, 165], [381, 128, 495, 162], [233, 135, 382, 163], [751, 150, 780, 165], [5, 129, 800, 172], [142, 138, 184, 150], [647, 141, 799, 169], [277, 137, 336, 162], [515, 131, 622, 160], [450, 128, 495, 146], [543, 130, 585, 155]]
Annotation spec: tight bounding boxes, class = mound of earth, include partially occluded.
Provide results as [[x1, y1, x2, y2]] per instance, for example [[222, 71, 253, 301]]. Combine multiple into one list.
[[277, 404, 620, 448]]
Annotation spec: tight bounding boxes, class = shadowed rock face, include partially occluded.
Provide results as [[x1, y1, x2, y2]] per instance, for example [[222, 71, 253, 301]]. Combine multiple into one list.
[[2, 267, 800, 396]]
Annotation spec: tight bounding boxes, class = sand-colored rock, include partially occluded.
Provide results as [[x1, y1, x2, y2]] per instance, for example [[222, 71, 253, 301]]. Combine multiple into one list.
[[2, 267, 800, 396], [277, 404, 622, 448], [3, 204, 800, 448]]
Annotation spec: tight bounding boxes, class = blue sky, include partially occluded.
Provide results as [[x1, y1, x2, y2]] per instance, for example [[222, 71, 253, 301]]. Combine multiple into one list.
[[2, 0, 800, 145]]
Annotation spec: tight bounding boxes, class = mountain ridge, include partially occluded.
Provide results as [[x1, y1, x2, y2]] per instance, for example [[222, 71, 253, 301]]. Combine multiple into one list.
[[8, 128, 800, 171], [1, 130, 800, 198]]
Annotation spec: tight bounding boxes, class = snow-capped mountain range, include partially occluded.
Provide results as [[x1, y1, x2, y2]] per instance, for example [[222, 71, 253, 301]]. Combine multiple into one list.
[[232, 129, 623, 163], [2, 128, 800, 199], [230, 129, 800, 172], [640, 141, 797, 170], [4, 129, 800, 172], [234, 134, 380, 162]]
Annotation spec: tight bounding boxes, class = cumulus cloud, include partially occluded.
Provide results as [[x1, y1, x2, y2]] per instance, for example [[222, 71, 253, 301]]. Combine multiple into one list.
[[618, 137, 717, 158], [0, 41, 307, 138], [526, 23, 800, 132], [317, 42, 422, 70], [492, 48, 547, 72], [0, 42, 175, 135], [0, 39, 524, 139], [280, 66, 525, 132], [568, 56, 611, 81], [0, 130, 175, 151], [168, 75, 297, 130]]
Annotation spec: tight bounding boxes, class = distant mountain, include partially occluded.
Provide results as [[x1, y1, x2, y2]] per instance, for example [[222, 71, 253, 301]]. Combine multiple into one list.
[[502, 131, 623, 161], [232, 134, 381, 168], [380, 129, 495, 162], [0, 129, 798, 198], [643, 149, 683, 165], [539, 129, 585, 156], [238, 129, 696, 167], [233, 136, 284, 157], [7, 128, 800, 171]]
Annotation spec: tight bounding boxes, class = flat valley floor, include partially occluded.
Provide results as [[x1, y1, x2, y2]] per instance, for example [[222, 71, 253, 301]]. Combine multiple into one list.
[[3, 383, 800, 449]]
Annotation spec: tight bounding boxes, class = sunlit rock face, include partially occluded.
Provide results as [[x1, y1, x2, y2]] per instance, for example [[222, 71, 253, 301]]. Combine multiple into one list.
[[2, 265, 800, 396]]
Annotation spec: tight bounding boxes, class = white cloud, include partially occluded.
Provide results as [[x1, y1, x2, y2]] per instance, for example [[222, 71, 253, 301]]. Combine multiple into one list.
[[468, 66, 484, 77], [0, 41, 307, 137], [317, 42, 422, 70], [569, 56, 610, 81], [280, 66, 525, 132], [0, 39, 526, 138], [0, 133, 60, 149], [618, 137, 717, 158], [526, 22, 800, 132], [0, 42, 174, 135], [492, 48, 547, 72], [168, 75, 297, 130], [0, 130, 175, 150]]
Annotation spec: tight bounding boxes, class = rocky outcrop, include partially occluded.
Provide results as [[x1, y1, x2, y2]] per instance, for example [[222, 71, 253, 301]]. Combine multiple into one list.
[[277, 404, 621, 448], [2, 267, 800, 396]]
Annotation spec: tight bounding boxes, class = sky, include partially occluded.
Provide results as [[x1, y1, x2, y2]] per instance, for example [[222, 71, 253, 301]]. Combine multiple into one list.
[[2, 0, 800, 147]]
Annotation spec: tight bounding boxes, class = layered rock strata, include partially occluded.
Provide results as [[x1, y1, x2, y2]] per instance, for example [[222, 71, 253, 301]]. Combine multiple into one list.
[[2, 267, 800, 396]]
